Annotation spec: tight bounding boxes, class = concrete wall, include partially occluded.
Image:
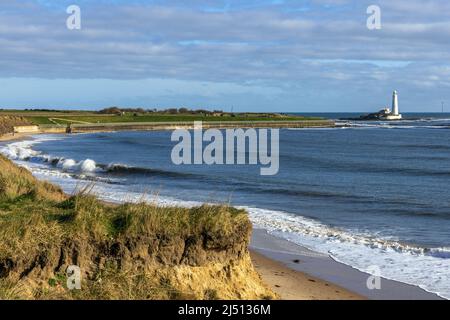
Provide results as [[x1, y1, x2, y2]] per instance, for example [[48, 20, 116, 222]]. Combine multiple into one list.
[[68, 120, 335, 133], [39, 127, 67, 134], [13, 125, 40, 133], [35, 120, 335, 135]]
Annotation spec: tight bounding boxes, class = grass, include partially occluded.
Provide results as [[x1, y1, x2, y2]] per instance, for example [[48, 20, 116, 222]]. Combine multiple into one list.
[[0, 153, 249, 253], [20, 117, 53, 125], [0, 155, 272, 300], [0, 110, 322, 126]]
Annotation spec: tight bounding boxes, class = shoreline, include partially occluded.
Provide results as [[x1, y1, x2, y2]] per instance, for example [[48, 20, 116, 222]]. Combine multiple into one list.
[[11, 119, 335, 135], [0, 132, 32, 142], [250, 229, 443, 300], [2, 119, 336, 142], [249, 249, 364, 300], [0, 130, 446, 300]]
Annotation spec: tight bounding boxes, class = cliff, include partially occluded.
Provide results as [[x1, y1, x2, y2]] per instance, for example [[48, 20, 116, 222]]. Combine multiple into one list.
[[0, 155, 275, 300], [0, 116, 31, 136]]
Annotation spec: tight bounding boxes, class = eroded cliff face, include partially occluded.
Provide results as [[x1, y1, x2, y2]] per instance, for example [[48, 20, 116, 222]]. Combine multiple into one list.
[[0, 155, 275, 300], [0, 116, 31, 135], [1, 220, 274, 300], [2, 237, 273, 300]]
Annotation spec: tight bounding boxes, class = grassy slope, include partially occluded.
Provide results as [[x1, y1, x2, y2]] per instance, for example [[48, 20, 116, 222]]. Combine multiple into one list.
[[31, 115, 311, 125], [0, 155, 275, 300]]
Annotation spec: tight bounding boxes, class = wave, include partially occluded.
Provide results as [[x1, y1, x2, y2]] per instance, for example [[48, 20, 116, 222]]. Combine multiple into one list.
[[399, 144, 450, 151], [258, 187, 371, 201], [249, 207, 449, 258], [291, 117, 450, 131], [101, 163, 193, 178], [286, 154, 450, 178], [247, 206, 450, 299], [17, 163, 122, 186], [1, 138, 96, 172], [340, 119, 450, 130], [0, 137, 198, 181]]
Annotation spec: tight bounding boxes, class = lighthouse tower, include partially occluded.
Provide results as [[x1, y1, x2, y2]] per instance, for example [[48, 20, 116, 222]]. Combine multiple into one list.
[[392, 90, 399, 116], [386, 90, 402, 120]]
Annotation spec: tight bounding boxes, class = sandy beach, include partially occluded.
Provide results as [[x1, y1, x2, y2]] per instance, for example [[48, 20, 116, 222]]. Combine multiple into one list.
[[250, 229, 443, 300], [250, 250, 363, 300], [0, 132, 29, 142]]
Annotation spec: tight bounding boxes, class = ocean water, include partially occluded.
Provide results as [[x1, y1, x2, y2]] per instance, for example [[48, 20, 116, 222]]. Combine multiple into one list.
[[1, 113, 450, 299]]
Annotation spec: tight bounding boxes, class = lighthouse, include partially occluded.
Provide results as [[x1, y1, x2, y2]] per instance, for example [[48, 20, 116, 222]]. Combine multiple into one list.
[[392, 90, 399, 116], [359, 90, 404, 120], [386, 90, 402, 120]]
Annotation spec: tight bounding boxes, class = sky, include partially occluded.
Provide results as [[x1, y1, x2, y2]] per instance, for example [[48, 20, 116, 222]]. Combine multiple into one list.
[[0, 0, 450, 112]]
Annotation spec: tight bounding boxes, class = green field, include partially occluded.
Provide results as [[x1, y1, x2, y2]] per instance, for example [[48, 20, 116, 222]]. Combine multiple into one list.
[[0, 110, 321, 126]]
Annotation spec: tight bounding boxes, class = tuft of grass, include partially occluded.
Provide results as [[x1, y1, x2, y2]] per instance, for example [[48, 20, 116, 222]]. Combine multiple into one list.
[[0, 155, 66, 203], [0, 280, 27, 300]]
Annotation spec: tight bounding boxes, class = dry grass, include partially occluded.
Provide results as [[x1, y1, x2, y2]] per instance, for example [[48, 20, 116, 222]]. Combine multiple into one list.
[[0, 155, 66, 202]]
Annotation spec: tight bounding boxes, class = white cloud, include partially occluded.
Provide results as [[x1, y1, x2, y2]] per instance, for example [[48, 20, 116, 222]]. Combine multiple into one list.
[[0, 0, 450, 111]]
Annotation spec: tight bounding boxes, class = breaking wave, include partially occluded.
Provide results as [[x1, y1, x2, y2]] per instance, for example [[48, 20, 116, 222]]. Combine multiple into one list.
[[337, 117, 450, 130], [101, 163, 194, 178], [1, 138, 98, 173], [247, 207, 450, 299], [0, 137, 191, 179]]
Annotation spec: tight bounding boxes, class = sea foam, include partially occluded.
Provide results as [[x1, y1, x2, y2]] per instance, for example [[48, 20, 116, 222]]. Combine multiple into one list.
[[1, 137, 100, 174]]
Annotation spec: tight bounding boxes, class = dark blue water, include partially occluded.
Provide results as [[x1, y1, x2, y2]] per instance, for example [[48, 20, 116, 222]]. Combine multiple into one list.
[[30, 122, 450, 248], [293, 112, 450, 123], [2, 113, 450, 297]]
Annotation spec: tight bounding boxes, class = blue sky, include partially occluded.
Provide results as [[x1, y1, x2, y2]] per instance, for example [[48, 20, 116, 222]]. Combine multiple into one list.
[[1, 0, 450, 112]]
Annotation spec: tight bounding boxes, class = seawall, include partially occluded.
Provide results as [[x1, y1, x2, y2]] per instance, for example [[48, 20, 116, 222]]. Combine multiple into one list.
[[37, 120, 335, 134]]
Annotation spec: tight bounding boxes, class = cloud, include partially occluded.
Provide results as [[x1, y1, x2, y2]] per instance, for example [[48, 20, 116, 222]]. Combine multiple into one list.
[[0, 0, 450, 111]]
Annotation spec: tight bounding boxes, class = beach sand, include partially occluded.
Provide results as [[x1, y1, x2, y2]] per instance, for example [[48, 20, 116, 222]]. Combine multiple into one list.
[[250, 250, 363, 300], [251, 229, 443, 300], [0, 132, 29, 141]]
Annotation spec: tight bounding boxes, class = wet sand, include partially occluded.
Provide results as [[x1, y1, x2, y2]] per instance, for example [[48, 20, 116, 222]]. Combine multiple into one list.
[[250, 250, 363, 300], [0, 132, 30, 141], [250, 229, 443, 300]]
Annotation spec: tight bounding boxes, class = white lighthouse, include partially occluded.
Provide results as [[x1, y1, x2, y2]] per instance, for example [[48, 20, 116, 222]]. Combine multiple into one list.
[[392, 90, 399, 115], [386, 90, 402, 120]]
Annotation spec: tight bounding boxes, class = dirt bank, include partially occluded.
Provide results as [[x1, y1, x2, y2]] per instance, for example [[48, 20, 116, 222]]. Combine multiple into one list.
[[0, 116, 31, 136]]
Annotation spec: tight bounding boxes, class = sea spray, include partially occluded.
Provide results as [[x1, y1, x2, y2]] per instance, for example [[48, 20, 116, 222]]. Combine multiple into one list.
[[79, 159, 96, 172], [61, 159, 77, 171]]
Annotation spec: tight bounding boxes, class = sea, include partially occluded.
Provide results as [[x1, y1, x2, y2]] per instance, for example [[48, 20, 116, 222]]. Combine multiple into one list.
[[1, 112, 449, 299]]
